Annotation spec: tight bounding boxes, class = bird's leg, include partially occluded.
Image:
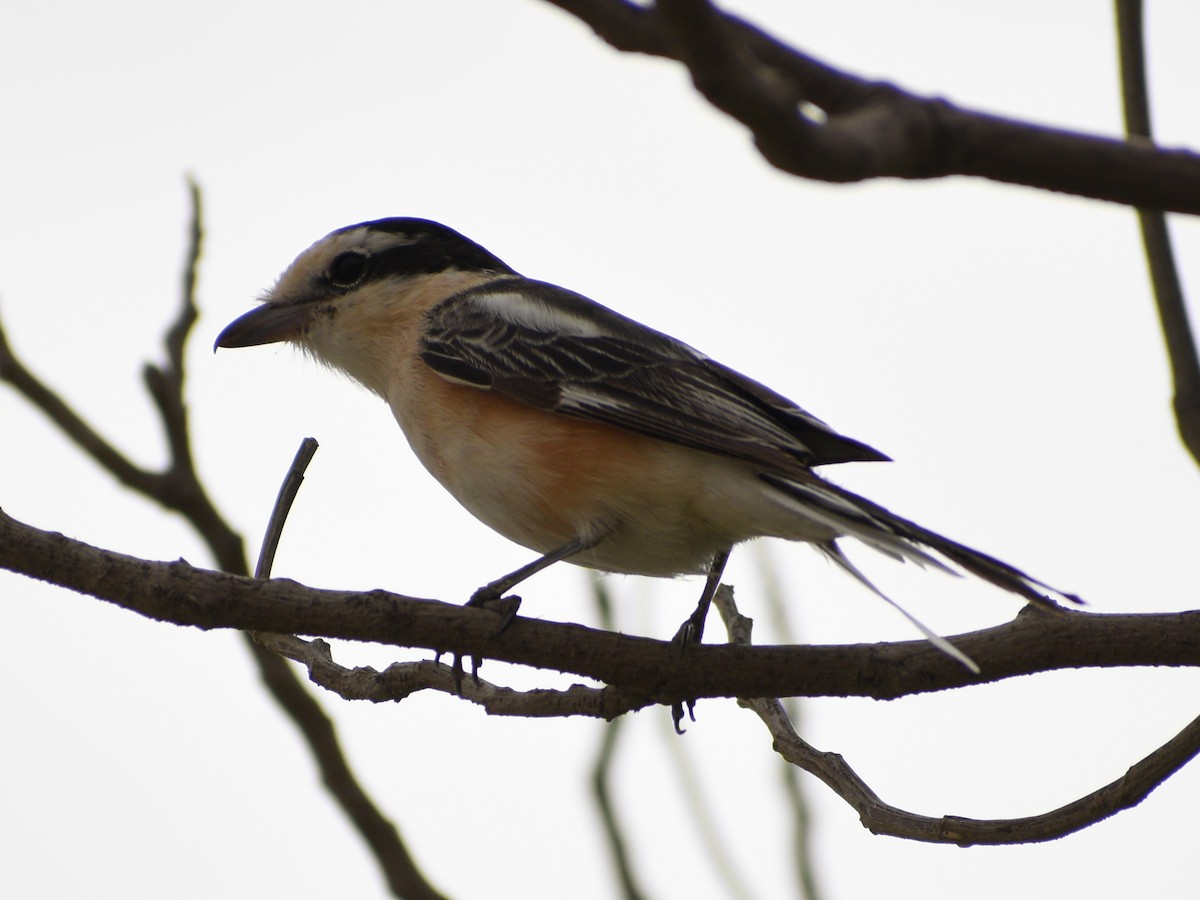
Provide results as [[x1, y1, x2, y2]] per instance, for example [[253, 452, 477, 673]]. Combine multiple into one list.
[[671, 548, 731, 733], [468, 534, 598, 631], [672, 548, 731, 649], [448, 534, 601, 693]]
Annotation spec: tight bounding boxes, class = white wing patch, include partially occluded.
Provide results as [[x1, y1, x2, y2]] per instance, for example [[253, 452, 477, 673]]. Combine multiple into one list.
[[471, 289, 613, 339]]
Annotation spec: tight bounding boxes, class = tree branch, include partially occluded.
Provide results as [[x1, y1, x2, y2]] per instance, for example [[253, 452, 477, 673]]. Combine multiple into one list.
[[4, 509, 1198, 706], [750, 688, 1200, 846], [1114, 0, 1200, 463], [0, 190, 445, 900], [11, 511, 1191, 846], [712, 590, 1200, 846], [544, 0, 1200, 213], [0, 181, 245, 572]]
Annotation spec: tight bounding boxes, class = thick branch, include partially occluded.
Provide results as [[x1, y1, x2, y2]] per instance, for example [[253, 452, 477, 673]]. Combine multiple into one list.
[[4, 509, 1198, 706], [545, 0, 1200, 213]]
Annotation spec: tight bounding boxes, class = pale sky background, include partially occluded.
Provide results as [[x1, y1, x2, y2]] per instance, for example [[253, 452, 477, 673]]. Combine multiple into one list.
[[3, 2, 1199, 898]]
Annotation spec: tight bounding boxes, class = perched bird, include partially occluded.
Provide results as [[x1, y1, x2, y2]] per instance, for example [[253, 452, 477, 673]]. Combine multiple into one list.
[[216, 217, 1077, 674]]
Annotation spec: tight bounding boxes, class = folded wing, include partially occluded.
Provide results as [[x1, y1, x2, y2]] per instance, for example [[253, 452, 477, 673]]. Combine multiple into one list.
[[420, 278, 888, 473]]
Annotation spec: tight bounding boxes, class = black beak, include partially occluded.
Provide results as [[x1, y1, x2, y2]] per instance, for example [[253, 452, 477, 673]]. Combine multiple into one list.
[[214, 303, 312, 351]]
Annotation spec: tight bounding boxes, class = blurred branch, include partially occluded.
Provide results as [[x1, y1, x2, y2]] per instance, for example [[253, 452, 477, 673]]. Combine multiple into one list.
[[712, 589, 1200, 846], [591, 719, 648, 900], [544, 0, 1200, 213], [588, 582, 652, 900], [656, 698, 757, 900], [0, 189, 445, 900], [754, 545, 822, 900], [247, 638, 447, 900], [247, 439, 447, 900], [1114, 0, 1200, 463]]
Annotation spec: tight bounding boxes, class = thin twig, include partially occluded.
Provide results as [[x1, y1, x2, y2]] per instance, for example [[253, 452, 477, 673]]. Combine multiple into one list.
[[0, 318, 176, 510], [249, 630, 641, 718], [657, 586, 757, 900], [1114, 0, 1200, 464], [255, 437, 320, 580], [713, 589, 1200, 845]]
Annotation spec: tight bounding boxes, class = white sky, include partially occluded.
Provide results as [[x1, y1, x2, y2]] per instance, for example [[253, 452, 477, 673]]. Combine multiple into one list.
[[3, 2, 1199, 898]]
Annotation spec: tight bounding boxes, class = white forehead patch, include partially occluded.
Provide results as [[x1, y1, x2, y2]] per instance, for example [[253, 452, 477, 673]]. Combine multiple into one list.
[[265, 226, 418, 303], [318, 226, 417, 260]]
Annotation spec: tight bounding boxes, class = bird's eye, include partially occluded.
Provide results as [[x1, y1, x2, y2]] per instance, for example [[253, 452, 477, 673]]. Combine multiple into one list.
[[328, 250, 369, 288]]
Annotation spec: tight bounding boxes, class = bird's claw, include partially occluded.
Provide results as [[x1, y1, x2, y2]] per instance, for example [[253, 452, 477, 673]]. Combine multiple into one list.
[[467, 588, 523, 637], [671, 611, 705, 654], [449, 651, 482, 695], [669, 611, 707, 732], [671, 699, 696, 734], [443, 589, 524, 692]]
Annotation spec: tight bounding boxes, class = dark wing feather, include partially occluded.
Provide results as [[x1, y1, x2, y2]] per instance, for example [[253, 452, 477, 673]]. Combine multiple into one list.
[[420, 278, 888, 471]]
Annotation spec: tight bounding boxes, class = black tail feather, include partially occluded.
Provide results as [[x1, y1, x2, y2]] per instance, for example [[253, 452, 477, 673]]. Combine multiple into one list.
[[760, 472, 1082, 609]]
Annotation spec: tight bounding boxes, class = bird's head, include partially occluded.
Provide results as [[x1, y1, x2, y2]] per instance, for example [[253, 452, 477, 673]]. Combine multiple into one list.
[[214, 217, 514, 395]]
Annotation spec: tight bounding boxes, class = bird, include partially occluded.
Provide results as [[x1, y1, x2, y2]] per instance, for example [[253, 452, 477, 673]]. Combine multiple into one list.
[[216, 216, 1079, 679]]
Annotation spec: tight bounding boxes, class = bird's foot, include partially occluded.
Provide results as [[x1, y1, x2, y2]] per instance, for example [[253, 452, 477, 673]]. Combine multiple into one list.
[[670, 606, 707, 653], [671, 698, 697, 735], [448, 651, 482, 696], [467, 586, 523, 636], [441, 588, 523, 694], [436, 590, 523, 694], [668, 609, 707, 733]]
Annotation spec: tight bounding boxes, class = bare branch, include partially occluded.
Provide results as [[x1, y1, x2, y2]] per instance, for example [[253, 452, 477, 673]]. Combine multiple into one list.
[[544, 0, 1200, 213], [254, 437, 321, 580], [4, 509, 1198, 706], [144, 176, 202, 483], [0, 318, 170, 505], [712, 590, 1200, 845], [1115, 0, 1200, 463], [748, 690, 1200, 845], [0, 184, 246, 573], [0, 192, 445, 900], [255, 631, 626, 719]]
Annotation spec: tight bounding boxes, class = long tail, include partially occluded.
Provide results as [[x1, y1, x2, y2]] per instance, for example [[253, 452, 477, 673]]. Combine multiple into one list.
[[759, 472, 1082, 671]]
